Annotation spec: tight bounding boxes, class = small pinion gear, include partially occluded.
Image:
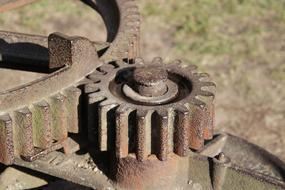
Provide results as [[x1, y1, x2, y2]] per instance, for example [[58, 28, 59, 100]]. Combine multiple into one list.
[[85, 57, 215, 161]]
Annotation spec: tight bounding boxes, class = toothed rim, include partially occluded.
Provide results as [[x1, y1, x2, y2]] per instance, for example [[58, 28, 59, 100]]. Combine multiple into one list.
[[86, 59, 215, 110], [86, 58, 216, 161]]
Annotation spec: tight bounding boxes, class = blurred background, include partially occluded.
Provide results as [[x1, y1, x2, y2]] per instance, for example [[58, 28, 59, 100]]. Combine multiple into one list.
[[0, 0, 284, 162]]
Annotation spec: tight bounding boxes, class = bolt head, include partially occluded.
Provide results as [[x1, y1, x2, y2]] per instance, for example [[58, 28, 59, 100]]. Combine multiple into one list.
[[133, 66, 167, 87]]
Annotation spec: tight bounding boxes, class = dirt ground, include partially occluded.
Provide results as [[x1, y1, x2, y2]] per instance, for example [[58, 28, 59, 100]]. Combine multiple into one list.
[[0, 0, 284, 166]]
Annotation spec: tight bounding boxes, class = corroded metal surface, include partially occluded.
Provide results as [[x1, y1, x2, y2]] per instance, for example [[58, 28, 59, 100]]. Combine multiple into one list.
[[82, 0, 140, 62], [0, 32, 99, 164], [85, 58, 215, 161], [0, 0, 140, 165], [13, 133, 285, 190], [0, 0, 285, 190]]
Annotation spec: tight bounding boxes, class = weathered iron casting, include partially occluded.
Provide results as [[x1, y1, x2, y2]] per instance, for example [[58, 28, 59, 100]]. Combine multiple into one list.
[[0, 0, 285, 189]]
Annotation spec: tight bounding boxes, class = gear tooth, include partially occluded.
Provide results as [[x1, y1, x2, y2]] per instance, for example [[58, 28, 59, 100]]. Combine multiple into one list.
[[202, 81, 216, 87], [49, 93, 68, 141], [167, 109, 176, 154], [193, 97, 207, 108], [78, 78, 94, 86], [14, 107, 34, 158], [87, 96, 106, 143], [136, 110, 153, 161], [115, 105, 135, 158], [174, 106, 190, 157], [188, 103, 206, 150], [98, 64, 116, 73], [199, 90, 215, 98], [201, 82, 216, 96], [98, 101, 119, 152], [198, 73, 211, 82], [88, 93, 106, 104], [169, 59, 186, 68], [84, 83, 100, 94], [196, 82, 215, 140], [0, 114, 14, 164], [156, 109, 174, 161], [203, 102, 215, 140], [88, 71, 104, 81], [32, 101, 52, 149], [126, 8, 139, 16], [126, 13, 140, 21], [186, 64, 198, 74], [191, 93, 215, 142], [87, 92, 106, 143], [63, 87, 81, 133], [124, 3, 139, 14], [152, 57, 163, 65]]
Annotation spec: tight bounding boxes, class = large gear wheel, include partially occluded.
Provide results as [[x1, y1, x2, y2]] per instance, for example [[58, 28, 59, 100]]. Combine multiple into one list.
[[0, 0, 141, 165], [85, 58, 216, 161]]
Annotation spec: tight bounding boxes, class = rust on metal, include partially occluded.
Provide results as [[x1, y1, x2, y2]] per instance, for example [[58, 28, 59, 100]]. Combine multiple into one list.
[[13, 107, 34, 158], [1, 1, 285, 190], [133, 65, 168, 97], [0, 114, 14, 164], [32, 101, 52, 149], [0, 31, 100, 164], [85, 58, 216, 164]]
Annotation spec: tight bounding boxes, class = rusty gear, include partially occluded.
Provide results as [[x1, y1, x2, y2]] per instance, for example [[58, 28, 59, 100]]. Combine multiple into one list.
[[102, 0, 140, 62], [0, 0, 140, 165], [85, 57, 216, 161], [0, 33, 98, 164]]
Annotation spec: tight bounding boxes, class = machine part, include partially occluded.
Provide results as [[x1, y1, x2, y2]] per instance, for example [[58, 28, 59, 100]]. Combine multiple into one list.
[[12, 133, 285, 190], [1, 0, 285, 190], [0, 0, 140, 64], [0, 32, 99, 165], [0, 0, 140, 165], [85, 57, 216, 162], [92, 0, 141, 62]]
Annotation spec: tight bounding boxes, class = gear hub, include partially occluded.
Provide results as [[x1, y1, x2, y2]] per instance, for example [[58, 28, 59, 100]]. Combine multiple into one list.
[[85, 57, 215, 161]]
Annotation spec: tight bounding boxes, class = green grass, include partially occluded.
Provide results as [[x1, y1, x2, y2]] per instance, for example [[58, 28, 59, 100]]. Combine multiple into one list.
[[0, 0, 284, 84], [270, 64, 285, 82], [142, 0, 285, 66]]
